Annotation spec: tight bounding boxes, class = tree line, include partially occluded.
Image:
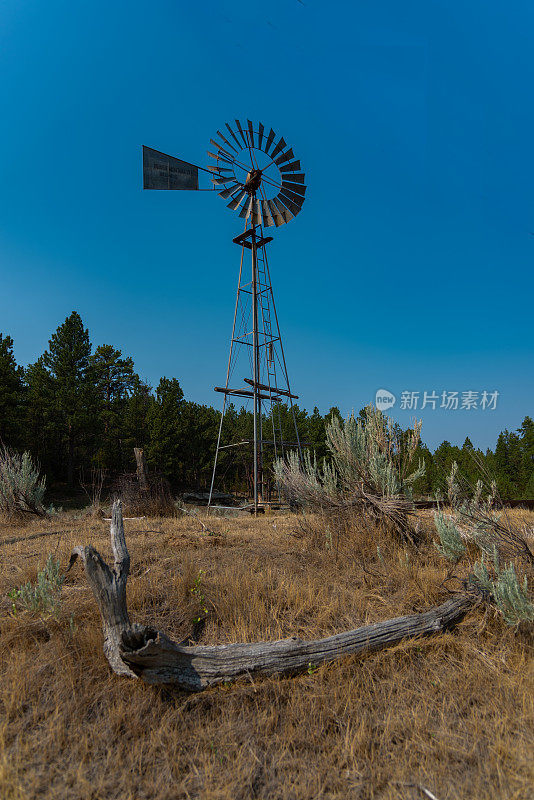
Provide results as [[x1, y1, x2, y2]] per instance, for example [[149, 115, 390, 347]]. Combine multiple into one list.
[[0, 311, 533, 499]]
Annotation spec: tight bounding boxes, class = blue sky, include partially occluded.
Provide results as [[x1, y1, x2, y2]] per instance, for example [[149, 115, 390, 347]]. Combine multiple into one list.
[[1, 0, 533, 450]]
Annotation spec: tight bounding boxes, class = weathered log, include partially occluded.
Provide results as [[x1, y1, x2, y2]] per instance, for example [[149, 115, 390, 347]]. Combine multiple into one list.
[[70, 500, 477, 691]]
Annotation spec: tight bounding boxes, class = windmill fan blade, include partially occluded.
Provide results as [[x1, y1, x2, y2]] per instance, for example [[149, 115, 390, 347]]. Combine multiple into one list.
[[247, 120, 255, 148], [279, 160, 301, 173], [267, 199, 285, 227], [227, 191, 247, 210], [239, 196, 253, 219], [257, 122, 265, 149], [261, 200, 275, 228], [278, 193, 302, 216], [264, 128, 276, 154], [235, 119, 249, 147], [207, 165, 233, 173], [207, 151, 233, 165], [274, 148, 294, 166], [280, 187, 304, 207], [217, 130, 238, 154], [216, 148, 236, 162], [218, 183, 242, 199], [273, 196, 294, 223], [270, 137, 287, 160], [280, 171, 305, 184], [210, 139, 234, 158], [281, 180, 306, 196], [212, 175, 235, 185], [225, 123, 242, 149]]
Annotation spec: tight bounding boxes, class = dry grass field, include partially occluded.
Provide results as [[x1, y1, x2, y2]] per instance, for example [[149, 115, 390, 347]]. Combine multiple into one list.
[[1, 508, 533, 800]]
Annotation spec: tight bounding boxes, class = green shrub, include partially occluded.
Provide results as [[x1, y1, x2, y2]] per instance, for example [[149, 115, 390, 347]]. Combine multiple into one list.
[[472, 549, 534, 626], [0, 446, 46, 518], [9, 555, 64, 618], [434, 462, 534, 626], [434, 509, 466, 562], [274, 404, 425, 545]]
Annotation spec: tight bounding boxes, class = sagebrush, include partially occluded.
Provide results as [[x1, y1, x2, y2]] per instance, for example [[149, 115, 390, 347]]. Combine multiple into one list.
[[275, 404, 425, 545], [9, 553, 64, 618], [434, 461, 534, 625], [0, 445, 46, 518]]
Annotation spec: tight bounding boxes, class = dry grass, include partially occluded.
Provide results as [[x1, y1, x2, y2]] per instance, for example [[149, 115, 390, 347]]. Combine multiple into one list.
[[0, 509, 533, 799]]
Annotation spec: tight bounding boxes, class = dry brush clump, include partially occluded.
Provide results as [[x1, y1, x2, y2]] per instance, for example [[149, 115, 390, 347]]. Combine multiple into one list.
[[275, 405, 425, 546], [0, 445, 46, 519], [112, 472, 176, 517]]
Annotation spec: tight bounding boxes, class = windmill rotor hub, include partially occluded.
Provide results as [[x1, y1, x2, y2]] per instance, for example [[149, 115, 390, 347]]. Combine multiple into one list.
[[208, 119, 306, 227], [245, 168, 263, 194]]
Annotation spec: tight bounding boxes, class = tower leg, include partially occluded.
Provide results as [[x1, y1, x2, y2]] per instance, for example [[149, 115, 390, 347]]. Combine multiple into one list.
[[251, 220, 262, 514]]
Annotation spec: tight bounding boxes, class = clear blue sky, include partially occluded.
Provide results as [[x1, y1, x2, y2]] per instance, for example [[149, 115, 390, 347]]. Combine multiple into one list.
[[1, 1, 533, 451]]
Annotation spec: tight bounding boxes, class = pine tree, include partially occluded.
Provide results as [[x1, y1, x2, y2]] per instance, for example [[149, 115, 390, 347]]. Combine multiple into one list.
[[308, 406, 327, 460], [176, 401, 219, 488], [24, 358, 59, 477], [412, 443, 435, 496], [0, 334, 25, 448], [433, 441, 462, 496], [40, 312, 96, 486], [518, 417, 534, 494], [147, 377, 184, 483], [122, 377, 154, 466], [494, 430, 522, 499], [90, 344, 137, 471]]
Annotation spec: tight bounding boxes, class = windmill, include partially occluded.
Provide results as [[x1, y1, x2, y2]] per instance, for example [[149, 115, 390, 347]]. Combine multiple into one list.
[[143, 120, 306, 513]]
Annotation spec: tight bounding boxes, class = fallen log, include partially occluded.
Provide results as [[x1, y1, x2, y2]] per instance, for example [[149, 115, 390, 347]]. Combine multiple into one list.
[[68, 500, 478, 691]]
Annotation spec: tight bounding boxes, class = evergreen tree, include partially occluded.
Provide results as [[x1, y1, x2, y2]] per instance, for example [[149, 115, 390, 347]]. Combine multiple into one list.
[[518, 416, 534, 494], [147, 377, 184, 484], [40, 312, 96, 486], [0, 334, 25, 447], [308, 406, 327, 460], [523, 469, 534, 499], [412, 443, 435, 496], [494, 430, 522, 499], [457, 436, 486, 487], [176, 401, 219, 488], [433, 440, 462, 496], [90, 344, 137, 471], [24, 358, 59, 477], [122, 377, 154, 467]]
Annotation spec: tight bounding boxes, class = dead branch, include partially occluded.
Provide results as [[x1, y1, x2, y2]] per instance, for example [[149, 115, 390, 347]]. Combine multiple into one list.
[[177, 502, 220, 536], [0, 530, 64, 548], [69, 500, 478, 691]]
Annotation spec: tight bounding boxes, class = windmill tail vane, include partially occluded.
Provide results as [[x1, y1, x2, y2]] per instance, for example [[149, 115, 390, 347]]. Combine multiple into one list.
[[143, 119, 307, 513]]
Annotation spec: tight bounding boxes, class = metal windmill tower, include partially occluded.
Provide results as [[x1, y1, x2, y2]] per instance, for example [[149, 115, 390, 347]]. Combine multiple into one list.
[[143, 120, 306, 513]]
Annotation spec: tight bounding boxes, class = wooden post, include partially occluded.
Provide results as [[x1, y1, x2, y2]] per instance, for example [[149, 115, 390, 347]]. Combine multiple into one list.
[[134, 447, 149, 492]]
